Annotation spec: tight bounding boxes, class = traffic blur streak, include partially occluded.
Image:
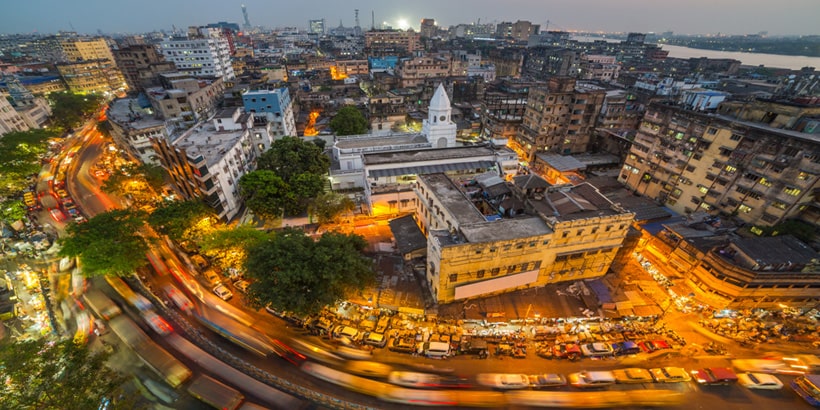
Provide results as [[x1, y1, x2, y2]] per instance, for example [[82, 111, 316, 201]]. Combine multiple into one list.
[[165, 333, 304, 409], [300, 362, 686, 408]]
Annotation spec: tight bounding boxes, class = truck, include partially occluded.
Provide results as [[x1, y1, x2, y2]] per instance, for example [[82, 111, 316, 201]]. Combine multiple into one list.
[[82, 289, 122, 320], [187, 375, 244, 410]]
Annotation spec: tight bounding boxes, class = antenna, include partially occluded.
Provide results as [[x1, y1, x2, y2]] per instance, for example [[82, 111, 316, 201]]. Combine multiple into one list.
[[242, 4, 252, 31], [69, 21, 76, 31], [371, 10, 375, 31], [355, 9, 360, 29]]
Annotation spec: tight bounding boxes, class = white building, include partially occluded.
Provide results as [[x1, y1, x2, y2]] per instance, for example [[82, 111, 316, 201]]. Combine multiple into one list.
[[0, 96, 29, 136], [160, 28, 235, 81], [107, 97, 166, 165]]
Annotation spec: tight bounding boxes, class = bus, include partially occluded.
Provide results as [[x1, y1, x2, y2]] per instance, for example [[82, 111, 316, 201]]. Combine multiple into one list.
[[108, 316, 192, 388], [105, 276, 153, 311], [187, 375, 244, 410], [82, 289, 122, 320], [194, 306, 277, 357], [792, 374, 820, 406]]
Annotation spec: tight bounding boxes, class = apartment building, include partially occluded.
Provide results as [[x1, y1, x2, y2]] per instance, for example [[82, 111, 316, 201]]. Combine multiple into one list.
[[113, 44, 176, 92], [107, 97, 165, 165], [513, 77, 605, 160], [396, 54, 452, 88], [242, 87, 297, 139], [0, 96, 29, 136], [479, 79, 533, 144], [579, 54, 620, 82], [146, 73, 225, 124], [619, 102, 820, 227], [55, 59, 126, 94], [496, 21, 540, 42], [60, 37, 115, 63], [160, 27, 235, 81], [416, 172, 633, 303], [364, 29, 421, 56], [523, 47, 581, 80], [151, 108, 258, 221], [368, 92, 406, 132]]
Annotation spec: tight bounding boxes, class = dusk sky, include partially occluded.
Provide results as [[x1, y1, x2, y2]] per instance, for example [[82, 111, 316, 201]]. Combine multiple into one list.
[[3, 0, 819, 36]]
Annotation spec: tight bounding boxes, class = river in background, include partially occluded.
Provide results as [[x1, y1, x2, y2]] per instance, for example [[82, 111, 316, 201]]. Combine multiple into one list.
[[572, 36, 819, 70]]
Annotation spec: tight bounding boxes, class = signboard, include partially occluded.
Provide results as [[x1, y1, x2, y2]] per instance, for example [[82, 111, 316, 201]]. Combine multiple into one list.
[[454, 269, 539, 300]]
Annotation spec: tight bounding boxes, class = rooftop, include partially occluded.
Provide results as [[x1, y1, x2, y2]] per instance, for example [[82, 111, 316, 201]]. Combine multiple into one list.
[[535, 153, 587, 172], [460, 216, 552, 243], [107, 97, 164, 131], [530, 182, 624, 222], [364, 145, 496, 166], [732, 235, 818, 269], [335, 132, 428, 150], [172, 121, 245, 165]]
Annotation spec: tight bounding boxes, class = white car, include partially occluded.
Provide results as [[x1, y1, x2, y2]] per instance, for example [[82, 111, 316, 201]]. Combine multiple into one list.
[[477, 373, 531, 390], [213, 284, 233, 301], [738, 373, 784, 390], [612, 368, 654, 384], [388, 371, 442, 388], [649, 367, 691, 383], [580, 342, 614, 357]]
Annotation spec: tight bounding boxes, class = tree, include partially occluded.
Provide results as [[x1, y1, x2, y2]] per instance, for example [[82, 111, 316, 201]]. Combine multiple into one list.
[[0, 199, 27, 225], [0, 129, 55, 197], [257, 136, 330, 182], [329, 105, 368, 136], [147, 199, 216, 243], [136, 163, 166, 193], [59, 209, 149, 277], [0, 338, 127, 410], [198, 224, 267, 271], [756, 219, 817, 244], [243, 228, 375, 316], [238, 170, 289, 219], [47, 92, 103, 131], [309, 192, 355, 224], [287, 172, 326, 215]]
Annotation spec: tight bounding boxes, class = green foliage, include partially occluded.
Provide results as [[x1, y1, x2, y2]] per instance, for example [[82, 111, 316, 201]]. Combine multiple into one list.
[[0, 338, 127, 410], [312, 138, 327, 151], [147, 200, 216, 243], [59, 209, 149, 277], [238, 170, 288, 219], [329, 105, 368, 136], [0, 199, 27, 224], [257, 136, 330, 182], [243, 228, 375, 316], [309, 192, 355, 224], [287, 172, 326, 215], [0, 129, 56, 197], [136, 163, 167, 193], [198, 224, 267, 271], [756, 219, 817, 244], [47, 92, 103, 131]]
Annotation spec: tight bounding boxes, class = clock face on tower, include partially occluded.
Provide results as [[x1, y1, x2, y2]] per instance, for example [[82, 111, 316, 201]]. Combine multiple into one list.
[[439, 115, 446, 121]]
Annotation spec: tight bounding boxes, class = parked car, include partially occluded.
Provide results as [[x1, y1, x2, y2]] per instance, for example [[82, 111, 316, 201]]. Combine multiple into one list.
[[363, 331, 387, 348], [212, 284, 233, 301], [203, 269, 221, 285], [332, 325, 361, 343], [612, 368, 654, 384], [650, 367, 691, 383], [388, 337, 416, 353], [568, 371, 616, 388], [234, 280, 251, 293], [738, 373, 784, 390], [611, 341, 641, 356], [580, 342, 614, 357], [460, 339, 489, 359], [477, 373, 531, 390], [552, 343, 582, 360], [527, 374, 567, 389], [638, 340, 671, 353], [692, 367, 738, 385]]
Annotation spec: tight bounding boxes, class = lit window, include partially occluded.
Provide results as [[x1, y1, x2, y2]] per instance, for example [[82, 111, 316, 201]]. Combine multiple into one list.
[[784, 187, 802, 196], [738, 204, 753, 213], [758, 177, 772, 187]]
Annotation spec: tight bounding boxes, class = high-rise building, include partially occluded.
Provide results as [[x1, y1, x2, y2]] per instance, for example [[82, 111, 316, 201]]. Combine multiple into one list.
[[309, 19, 326, 35], [60, 37, 115, 63], [513, 77, 605, 160], [365, 29, 421, 56], [113, 44, 176, 92], [420, 18, 436, 38], [160, 27, 235, 81], [496, 20, 540, 42], [0, 96, 30, 136]]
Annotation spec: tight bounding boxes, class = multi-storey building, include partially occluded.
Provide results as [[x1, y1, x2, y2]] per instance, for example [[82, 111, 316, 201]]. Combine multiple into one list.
[[146, 73, 225, 125], [579, 54, 620, 82], [60, 37, 115, 63], [331, 59, 369, 78], [416, 172, 633, 303], [396, 54, 452, 88], [365, 29, 420, 56], [619, 102, 820, 227], [485, 48, 524, 78], [160, 27, 235, 81], [420, 19, 437, 39], [598, 89, 642, 132], [242, 87, 297, 139], [55, 59, 126, 94], [113, 44, 176, 92], [107, 97, 165, 165], [151, 108, 258, 221], [523, 47, 581, 80], [513, 77, 605, 160], [496, 21, 540, 42], [0, 96, 29, 136], [309, 19, 326, 35], [479, 79, 533, 144], [368, 92, 406, 132]]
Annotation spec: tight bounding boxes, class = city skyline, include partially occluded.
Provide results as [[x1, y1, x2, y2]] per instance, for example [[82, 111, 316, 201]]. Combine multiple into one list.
[[2, 0, 819, 36]]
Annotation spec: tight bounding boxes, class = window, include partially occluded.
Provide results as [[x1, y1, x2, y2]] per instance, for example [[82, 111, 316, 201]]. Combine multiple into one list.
[[477, 270, 485, 278], [758, 177, 772, 187], [707, 127, 718, 135], [475, 249, 483, 255], [730, 133, 742, 141], [772, 201, 787, 210], [562, 231, 569, 238], [784, 187, 802, 196], [738, 204, 753, 213], [449, 274, 458, 282], [576, 229, 584, 236], [491, 268, 500, 276], [798, 172, 811, 181]]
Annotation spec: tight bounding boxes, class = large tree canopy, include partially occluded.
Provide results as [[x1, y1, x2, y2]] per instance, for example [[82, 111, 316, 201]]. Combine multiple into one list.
[[59, 209, 149, 277], [147, 199, 216, 243], [0, 199, 28, 225], [198, 224, 267, 271], [309, 191, 355, 224], [243, 229, 375, 316], [329, 105, 368, 136], [0, 338, 127, 410], [0, 129, 55, 197], [47, 92, 103, 131], [241, 137, 330, 217]]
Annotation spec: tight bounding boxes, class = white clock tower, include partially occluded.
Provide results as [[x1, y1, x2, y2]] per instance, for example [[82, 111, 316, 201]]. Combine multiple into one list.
[[422, 83, 457, 148]]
